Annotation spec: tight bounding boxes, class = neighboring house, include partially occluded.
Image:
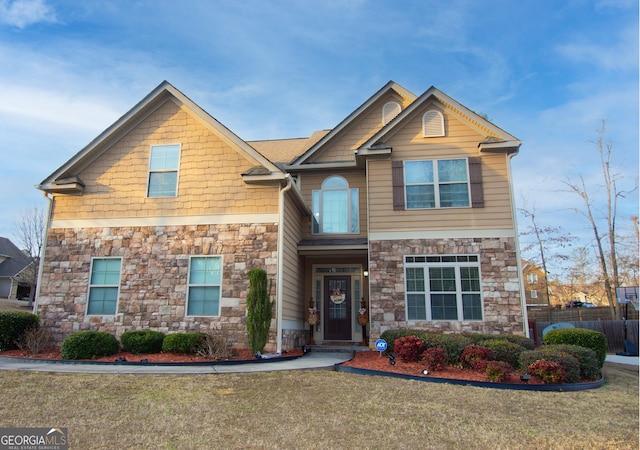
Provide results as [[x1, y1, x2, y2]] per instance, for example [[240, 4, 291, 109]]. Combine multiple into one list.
[[36, 81, 527, 351], [521, 259, 550, 307], [0, 236, 34, 299]]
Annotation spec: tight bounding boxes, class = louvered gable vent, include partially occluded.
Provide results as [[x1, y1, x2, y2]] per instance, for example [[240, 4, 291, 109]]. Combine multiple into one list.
[[422, 110, 445, 137]]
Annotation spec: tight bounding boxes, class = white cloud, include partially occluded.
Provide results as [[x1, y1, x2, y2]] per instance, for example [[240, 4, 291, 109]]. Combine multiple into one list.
[[0, 0, 56, 28]]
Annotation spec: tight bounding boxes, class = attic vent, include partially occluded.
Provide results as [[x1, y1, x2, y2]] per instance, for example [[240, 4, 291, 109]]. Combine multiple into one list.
[[422, 110, 445, 137], [382, 102, 401, 125]]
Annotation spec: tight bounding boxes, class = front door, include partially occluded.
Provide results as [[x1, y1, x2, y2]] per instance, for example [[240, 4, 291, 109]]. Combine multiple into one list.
[[324, 276, 351, 340]]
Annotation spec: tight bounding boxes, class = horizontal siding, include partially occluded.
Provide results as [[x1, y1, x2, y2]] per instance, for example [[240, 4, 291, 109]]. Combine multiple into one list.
[[368, 155, 515, 232], [52, 101, 279, 221], [281, 192, 304, 323], [314, 92, 411, 163]]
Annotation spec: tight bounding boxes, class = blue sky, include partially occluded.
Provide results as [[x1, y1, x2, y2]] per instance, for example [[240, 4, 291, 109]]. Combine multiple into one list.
[[0, 0, 637, 275]]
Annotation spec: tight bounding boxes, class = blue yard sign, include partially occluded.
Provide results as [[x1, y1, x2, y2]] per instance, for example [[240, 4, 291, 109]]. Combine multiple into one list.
[[375, 339, 387, 353]]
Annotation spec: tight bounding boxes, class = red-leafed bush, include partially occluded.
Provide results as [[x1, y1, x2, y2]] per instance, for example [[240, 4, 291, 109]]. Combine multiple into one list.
[[484, 361, 513, 382], [528, 359, 568, 384], [393, 335, 425, 362], [460, 344, 494, 370], [421, 347, 447, 371]]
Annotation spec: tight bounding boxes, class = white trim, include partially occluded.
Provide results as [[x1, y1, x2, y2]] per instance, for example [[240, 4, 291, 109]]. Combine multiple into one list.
[[186, 255, 222, 317], [50, 213, 280, 229], [369, 228, 516, 241], [86, 256, 122, 317]]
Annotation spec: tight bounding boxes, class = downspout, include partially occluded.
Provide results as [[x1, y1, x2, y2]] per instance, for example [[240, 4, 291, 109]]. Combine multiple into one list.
[[34, 192, 53, 316], [508, 151, 530, 337], [276, 174, 293, 353]]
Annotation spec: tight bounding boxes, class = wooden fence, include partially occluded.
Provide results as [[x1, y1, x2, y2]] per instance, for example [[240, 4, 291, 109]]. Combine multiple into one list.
[[529, 319, 639, 354], [526, 306, 638, 323]]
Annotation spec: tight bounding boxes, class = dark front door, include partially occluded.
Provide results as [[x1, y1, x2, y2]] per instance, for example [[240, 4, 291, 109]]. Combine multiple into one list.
[[324, 276, 351, 341]]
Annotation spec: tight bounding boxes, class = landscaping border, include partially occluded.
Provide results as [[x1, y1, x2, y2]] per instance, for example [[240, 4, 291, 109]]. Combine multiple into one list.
[[334, 364, 605, 391]]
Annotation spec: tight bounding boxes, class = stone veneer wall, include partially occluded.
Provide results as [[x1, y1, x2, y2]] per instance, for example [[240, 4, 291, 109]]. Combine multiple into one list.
[[367, 237, 525, 342], [37, 223, 281, 349]]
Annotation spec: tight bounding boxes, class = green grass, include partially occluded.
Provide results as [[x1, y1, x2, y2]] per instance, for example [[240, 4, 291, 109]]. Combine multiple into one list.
[[0, 364, 637, 449]]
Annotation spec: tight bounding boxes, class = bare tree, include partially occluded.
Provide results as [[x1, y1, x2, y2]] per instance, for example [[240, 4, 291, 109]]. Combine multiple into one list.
[[561, 121, 637, 319], [518, 202, 574, 307], [12, 206, 46, 308]]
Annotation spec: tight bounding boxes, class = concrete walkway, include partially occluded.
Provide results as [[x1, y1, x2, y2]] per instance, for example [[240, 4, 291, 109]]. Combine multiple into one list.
[[0, 352, 353, 375], [0, 352, 635, 375]]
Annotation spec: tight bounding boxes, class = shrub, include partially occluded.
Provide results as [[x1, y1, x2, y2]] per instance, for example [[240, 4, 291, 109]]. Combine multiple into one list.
[[120, 330, 165, 354], [394, 335, 425, 362], [0, 311, 40, 351], [544, 344, 601, 380], [543, 328, 607, 367], [480, 339, 525, 369], [162, 332, 206, 354], [196, 332, 230, 360], [485, 361, 513, 382], [246, 269, 274, 354], [421, 347, 448, 371], [16, 326, 50, 355], [380, 329, 423, 355], [460, 345, 494, 370], [529, 360, 567, 384], [60, 331, 120, 360], [519, 347, 581, 383], [424, 333, 473, 364]]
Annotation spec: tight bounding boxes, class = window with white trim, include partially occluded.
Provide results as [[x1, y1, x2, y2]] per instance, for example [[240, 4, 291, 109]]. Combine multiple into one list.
[[382, 101, 401, 125], [422, 110, 445, 137], [405, 255, 483, 321], [87, 257, 122, 315], [404, 159, 470, 209], [148, 144, 180, 197], [530, 290, 538, 299], [312, 176, 359, 234], [187, 256, 222, 316], [527, 273, 538, 284]]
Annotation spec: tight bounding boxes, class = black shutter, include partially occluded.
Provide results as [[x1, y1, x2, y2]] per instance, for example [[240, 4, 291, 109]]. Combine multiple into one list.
[[392, 160, 405, 210], [468, 157, 484, 208]]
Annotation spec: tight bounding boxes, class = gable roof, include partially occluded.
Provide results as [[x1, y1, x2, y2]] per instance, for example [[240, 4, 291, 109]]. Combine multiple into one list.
[[248, 130, 330, 164], [0, 237, 33, 278], [287, 81, 417, 167], [359, 86, 521, 154], [37, 81, 285, 194]]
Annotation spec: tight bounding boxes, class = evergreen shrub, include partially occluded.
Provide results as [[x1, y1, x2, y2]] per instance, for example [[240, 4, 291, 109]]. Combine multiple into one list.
[[0, 311, 40, 351], [60, 331, 120, 360], [120, 330, 165, 354]]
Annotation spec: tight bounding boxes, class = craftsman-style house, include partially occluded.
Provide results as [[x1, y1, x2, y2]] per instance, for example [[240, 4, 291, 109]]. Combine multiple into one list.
[[36, 81, 528, 352]]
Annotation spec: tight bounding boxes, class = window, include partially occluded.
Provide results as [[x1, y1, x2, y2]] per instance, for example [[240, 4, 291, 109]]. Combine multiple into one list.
[[422, 110, 445, 137], [187, 256, 222, 316], [382, 101, 401, 125], [312, 176, 359, 234], [404, 159, 470, 209], [87, 258, 121, 315], [527, 273, 538, 284], [531, 290, 538, 299], [405, 255, 482, 321], [148, 144, 180, 197]]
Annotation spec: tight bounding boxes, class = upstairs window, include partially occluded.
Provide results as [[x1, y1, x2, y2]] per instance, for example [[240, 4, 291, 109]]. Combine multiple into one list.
[[87, 258, 121, 315], [312, 176, 359, 234], [382, 101, 401, 125], [527, 273, 539, 284], [422, 110, 445, 137], [404, 159, 470, 209], [148, 144, 180, 197]]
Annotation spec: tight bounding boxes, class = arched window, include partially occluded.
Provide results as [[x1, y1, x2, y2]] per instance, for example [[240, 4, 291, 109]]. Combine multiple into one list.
[[312, 176, 359, 234], [422, 110, 445, 137], [382, 102, 401, 125]]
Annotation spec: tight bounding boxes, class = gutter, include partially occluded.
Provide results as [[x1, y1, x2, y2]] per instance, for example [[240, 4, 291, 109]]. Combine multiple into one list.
[[33, 192, 53, 315], [275, 175, 293, 353], [507, 151, 530, 337]]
